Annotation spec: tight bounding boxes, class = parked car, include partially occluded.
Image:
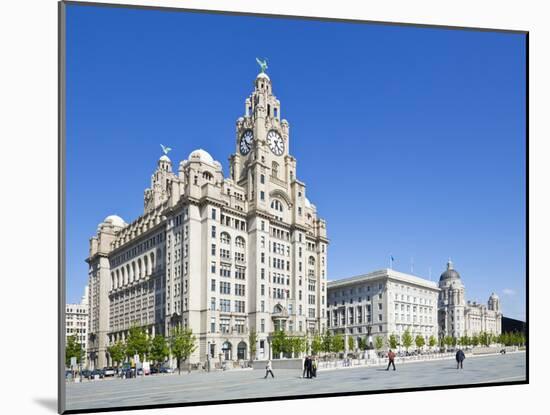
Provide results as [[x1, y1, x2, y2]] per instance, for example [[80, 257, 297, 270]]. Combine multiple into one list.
[[89, 369, 105, 379], [160, 367, 173, 374], [103, 367, 116, 377], [80, 369, 92, 379]]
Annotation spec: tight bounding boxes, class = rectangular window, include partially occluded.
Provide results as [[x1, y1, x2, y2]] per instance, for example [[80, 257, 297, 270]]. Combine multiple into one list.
[[210, 297, 216, 310], [211, 262, 216, 274], [211, 208, 216, 220], [260, 191, 265, 201], [211, 244, 216, 256], [261, 319, 265, 332], [211, 226, 216, 238], [211, 279, 216, 291], [260, 174, 265, 184]]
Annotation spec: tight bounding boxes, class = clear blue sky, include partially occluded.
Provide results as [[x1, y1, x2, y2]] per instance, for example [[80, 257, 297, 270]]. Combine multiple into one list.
[[65, 4, 526, 320]]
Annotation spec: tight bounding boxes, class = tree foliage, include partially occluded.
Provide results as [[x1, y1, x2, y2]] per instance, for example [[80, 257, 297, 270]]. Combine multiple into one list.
[[149, 335, 169, 368], [125, 326, 150, 362], [311, 335, 322, 356], [428, 335, 437, 348], [107, 341, 126, 367], [402, 329, 413, 351], [65, 335, 83, 367], [388, 334, 398, 349], [170, 327, 197, 374], [415, 335, 425, 350], [348, 336, 355, 352], [374, 336, 384, 351], [321, 330, 333, 354], [332, 333, 345, 353], [271, 330, 287, 357]]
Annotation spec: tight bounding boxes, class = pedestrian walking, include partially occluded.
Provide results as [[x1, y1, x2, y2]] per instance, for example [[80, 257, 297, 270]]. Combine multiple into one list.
[[264, 360, 274, 378], [386, 349, 396, 371], [456, 349, 465, 369], [303, 356, 309, 378], [306, 356, 313, 378]]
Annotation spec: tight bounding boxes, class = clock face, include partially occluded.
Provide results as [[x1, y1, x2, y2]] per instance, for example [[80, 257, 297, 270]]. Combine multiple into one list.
[[239, 130, 254, 155], [267, 130, 284, 156]]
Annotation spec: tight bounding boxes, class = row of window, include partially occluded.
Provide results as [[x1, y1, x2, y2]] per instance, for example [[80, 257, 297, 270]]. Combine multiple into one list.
[[112, 233, 164, 267]]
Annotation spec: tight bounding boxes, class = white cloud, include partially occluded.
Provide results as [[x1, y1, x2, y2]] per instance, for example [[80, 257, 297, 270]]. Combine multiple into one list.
[[502, 288, 516, 296]]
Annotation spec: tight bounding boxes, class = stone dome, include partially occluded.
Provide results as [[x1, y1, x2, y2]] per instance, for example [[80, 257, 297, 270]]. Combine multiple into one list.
[[304, 197, 311, 208], [104, 215, 126, 227], [490, 292, 499, 299], [159, 154, 171, 162], [256, 72, 271, 81], [440, 260, 461, 281], [188, 149, 215, 165]]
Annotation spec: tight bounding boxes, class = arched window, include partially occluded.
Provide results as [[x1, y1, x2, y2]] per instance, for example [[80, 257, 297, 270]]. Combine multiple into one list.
[[202, 171, 213, 181], [111, 272, 115, 290], [220, 232, 231, 244], [137, 258, 142, 279], [270, 199, 283, 212], [272, 161, 279, 178], [235, 236, 245, 248], [144, 256, 149, 276], [308, 256, 316, 266], [116, 270, 120, 288], [150, 252, 155, 274]]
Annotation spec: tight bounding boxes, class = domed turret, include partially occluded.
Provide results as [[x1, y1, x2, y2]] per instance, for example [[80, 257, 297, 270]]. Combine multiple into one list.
[[188, 149, 215, 165], [440, 259, 461, 281], [103, 215, 126, 228]]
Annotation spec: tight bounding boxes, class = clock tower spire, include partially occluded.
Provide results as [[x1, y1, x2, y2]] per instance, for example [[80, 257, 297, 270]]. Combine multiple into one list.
[[230, 61, 291, 188]]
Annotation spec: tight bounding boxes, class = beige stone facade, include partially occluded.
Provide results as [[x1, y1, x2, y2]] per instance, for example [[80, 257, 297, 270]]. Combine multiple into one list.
[[327, 269, 440, 351], [438, 260, 502, 338], [86, 71, 328, 368]]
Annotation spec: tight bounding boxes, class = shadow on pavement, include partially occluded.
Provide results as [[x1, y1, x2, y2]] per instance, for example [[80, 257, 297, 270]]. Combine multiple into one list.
[[34, 398, 57, 412]]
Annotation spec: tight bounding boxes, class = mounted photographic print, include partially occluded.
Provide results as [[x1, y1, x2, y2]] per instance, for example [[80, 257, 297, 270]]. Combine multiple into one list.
[[59, 1, 528, 413]]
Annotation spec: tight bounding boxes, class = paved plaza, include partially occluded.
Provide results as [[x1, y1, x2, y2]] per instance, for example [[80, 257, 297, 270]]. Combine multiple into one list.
[[66, 352, 526, 411]]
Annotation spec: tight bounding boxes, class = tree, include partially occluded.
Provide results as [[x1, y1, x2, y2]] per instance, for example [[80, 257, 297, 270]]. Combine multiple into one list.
[[248, 330, 258, 360], [471, 334, 479, 347], [292, 336, 307, 357], [374, 336, 384, 352], [321, 330, 333, 355], [125, 326, 150, 362], [149, 335, 169, 369], [444, 335, 454, 350], [348, 336, 355, 353], [311, 335, 322, 356], [170, 327, 197, 374], [402, 329, 413, 352], [428, 335, 437, 349], [388, 334, 398, 350], [107, 341, 126, 367], [271, 330, 287, 358], [415, 335, 425, 350], [357, 337, 366, 351], [332, 333, 345, 354], [65, 335, 83, 367], [459, 336, 470, 347]]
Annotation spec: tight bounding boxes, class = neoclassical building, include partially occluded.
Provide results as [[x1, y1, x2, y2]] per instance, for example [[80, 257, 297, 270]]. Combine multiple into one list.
[[437, 260, 502, 338], [86, 68, 328, 369], [66, 286, 89, 366], [327, 269, 440, 351]]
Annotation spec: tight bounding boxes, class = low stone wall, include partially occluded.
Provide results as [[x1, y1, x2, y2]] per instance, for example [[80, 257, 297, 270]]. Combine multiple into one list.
[[252, 358, 303, 370]]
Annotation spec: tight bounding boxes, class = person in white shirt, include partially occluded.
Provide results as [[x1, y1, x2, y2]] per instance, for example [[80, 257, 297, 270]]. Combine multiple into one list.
[[264, 360, 274, 378]]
